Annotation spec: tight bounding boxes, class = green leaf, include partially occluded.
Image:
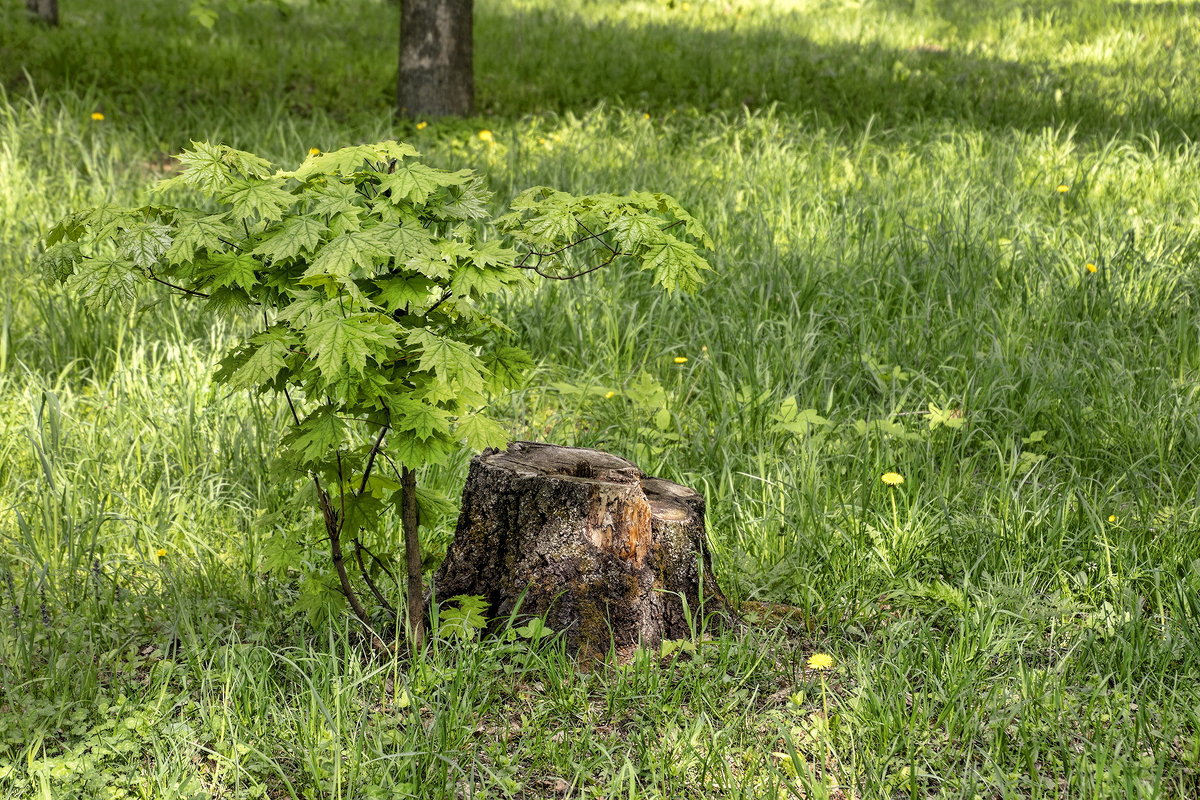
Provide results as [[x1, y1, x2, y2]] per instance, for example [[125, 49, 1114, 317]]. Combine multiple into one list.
[[65, 254, 137, 309], [204, 251, 260, 293], [292, 141, 419, 181], [407, 329, 484, 391], [304, 313, 396, 380], [254, 216, 328, 263], [222, 328, 292, 390], [167, 213, 235, 264], [303, 229, 387, 283], [38, 241, 82, 282], [220, 178, 297, 223], [375, 276, 436, 313], [380, 163, 473, 205], [437, 595, 488, 640], [307, 180, 361, 219], [282, 407, 346, 466], [482, 346, 534, 393], [121, 220, 173, 269], [391, 396, 452, 440], [640, 235, 712, 293], [456, 413, 509, 450]]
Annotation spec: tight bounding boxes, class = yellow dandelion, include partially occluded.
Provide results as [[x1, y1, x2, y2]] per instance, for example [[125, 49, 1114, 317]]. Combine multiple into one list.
[[308, 147, 321, 156], [806, 653, 834, 670], [1108, 514, 1117, 523], [673, 356, 689, 364], [881, 472, 904, 486], [90, 112, 105, 121], [1056, 184, 1070, 193], [1086, 263, 1097, 273], [416, 121, 428, 130], [478, 129, 494, 143], [604, 391, 616, 399], [155, 548, 167, 557], [643, 112, 651, 120]]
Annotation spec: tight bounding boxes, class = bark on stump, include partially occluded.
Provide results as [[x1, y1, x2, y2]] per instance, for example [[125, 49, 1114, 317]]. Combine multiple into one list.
[[434, 441, 737, 658]]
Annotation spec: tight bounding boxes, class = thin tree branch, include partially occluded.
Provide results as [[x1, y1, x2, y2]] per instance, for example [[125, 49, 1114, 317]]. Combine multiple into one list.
[[354, 541, 396, 615]]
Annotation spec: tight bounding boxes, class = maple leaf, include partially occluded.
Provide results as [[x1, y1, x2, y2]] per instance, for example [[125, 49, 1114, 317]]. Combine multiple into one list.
[[380, 163, 473, 205], [391, 395, 452, 440], [406, 329, 484, 391], [455, 413, 509, 450], [303, 229, 387, 282], [204, 252, 260, 293], [304, 313, 396, 380], [641, 235, 712, 293], [220, 178, 297, 223], [283, 407, 347, 466], [167, 213, 235, 264], [482, 346, 535, 393], [120, 220, 173, 269], [65, 254, 137, 309], [254, 216, 328, 263], [375, 276, 437, 313]]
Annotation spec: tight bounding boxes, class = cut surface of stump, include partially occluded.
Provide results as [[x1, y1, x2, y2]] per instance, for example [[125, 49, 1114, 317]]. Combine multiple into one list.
[[434, 441, 737, 658]]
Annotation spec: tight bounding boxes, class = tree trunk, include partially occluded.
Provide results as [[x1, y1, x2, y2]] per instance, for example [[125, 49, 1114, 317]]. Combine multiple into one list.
[[434, 442, 738, 659], [397, 0, 474, 118], [26, 0, 58, 25]]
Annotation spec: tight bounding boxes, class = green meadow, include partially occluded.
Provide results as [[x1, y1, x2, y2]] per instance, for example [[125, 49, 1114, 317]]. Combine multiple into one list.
[[3, 0, 1200, 796]]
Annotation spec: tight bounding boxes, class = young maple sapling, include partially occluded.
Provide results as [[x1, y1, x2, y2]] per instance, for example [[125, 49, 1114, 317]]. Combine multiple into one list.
[[40, 140, 713, 651]]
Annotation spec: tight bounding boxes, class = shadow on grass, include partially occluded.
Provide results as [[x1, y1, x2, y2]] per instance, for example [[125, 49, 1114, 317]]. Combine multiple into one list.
[[0, 0, 1195, 144]]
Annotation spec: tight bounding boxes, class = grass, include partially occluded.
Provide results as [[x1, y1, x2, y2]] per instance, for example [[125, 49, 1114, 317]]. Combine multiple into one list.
[[3, 0, 1200, 796]]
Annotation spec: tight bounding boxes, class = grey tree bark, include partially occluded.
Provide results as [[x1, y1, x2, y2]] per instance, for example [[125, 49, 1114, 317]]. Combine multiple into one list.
[[398, 0, 474, 118], [26, 0, 58, 25], [434, 442, 738, 659]]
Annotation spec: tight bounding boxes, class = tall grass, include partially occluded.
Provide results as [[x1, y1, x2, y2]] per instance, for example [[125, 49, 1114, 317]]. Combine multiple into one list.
[[2, 0, 1200, 796]]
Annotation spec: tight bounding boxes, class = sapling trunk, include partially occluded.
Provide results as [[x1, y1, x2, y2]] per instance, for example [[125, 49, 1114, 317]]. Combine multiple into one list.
[[401, 467, 425, 650]]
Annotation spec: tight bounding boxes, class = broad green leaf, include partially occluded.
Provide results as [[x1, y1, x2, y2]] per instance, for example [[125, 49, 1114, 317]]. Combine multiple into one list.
[[224, 328, 292, 390], [120, 220, 173, 269], [407, 329, 484, 391], [167, 213, 235, 264], [375, 276, 436, 313], [640, 235, 711, 293], [304, 313, 396, 379], [391, 396, 452, 440], [303, 229, 387, 282], [307, 180, 361, 219], [254, 216, 328, 263], [380, 163, 473, 205], [282, 407, 346, 465], [482, 346, 534, 393], [203, 251, 260, 293], [65, 254, 137, 309], [456, 413, 509, 450], [220, 178, 297, 223]]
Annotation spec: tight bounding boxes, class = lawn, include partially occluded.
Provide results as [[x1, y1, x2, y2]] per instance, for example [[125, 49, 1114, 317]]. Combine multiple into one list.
[[2, 0, 1200, 797]]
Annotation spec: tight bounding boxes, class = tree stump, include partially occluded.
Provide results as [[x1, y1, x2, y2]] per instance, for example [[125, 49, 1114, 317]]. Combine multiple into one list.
[[433, 441, 738, 658]]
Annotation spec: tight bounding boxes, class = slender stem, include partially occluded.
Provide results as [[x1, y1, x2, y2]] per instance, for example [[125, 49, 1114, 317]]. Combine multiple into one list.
[[401, 466, 425, 652], [889, 488, 900, 535], [354, 540, 396, 615], [358, 419, 390, 497], [147, 274, 210, 298]]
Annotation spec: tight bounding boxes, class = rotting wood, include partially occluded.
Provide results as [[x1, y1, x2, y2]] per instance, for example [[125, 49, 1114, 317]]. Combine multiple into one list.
[[433, 441, 739, 659]]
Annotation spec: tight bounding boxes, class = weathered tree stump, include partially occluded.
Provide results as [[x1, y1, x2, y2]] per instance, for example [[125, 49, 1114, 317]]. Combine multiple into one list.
[[433, 441, 738, 658]]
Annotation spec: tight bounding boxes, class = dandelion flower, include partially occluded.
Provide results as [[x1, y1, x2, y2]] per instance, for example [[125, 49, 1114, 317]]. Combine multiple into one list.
[[1108, 514, 1117, 523], [673, 356, 689, 364], [806, 653, 834, 670], [604, 391, 616, 399], [881, 472, 904, 486], [416, 121, 428, 130], [1056, 184, 1070, 193], [308, 147, 321, 156], [90, 112, 105, 121], [478, 129, 494, 143], [643, 112, 651, 120], [155, 548, 167, 557], [1086, 263, 1097, 273]]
